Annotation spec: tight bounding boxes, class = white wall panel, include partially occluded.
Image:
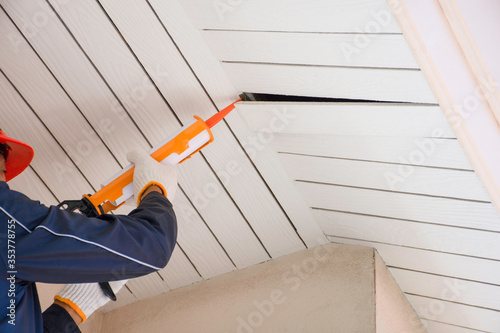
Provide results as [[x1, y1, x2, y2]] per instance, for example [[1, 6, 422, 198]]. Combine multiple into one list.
[[181, 0, 401, 33], [407, 294, 500, 332], [320, 210, 500, 260], [222, 62, 437, 103], [237, 102, 454, 137], [280, 153, 489, 201], [390, 268, 500, 310], [202, 31, 418, 69], [301, 182, 500, 232], [271, 134, 474, 170], [173, 191, 235, 278], [421, 320, 485, 333]]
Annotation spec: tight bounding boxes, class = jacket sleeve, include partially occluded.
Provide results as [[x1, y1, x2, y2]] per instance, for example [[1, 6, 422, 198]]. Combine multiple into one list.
[[1, 183, 177, 284]]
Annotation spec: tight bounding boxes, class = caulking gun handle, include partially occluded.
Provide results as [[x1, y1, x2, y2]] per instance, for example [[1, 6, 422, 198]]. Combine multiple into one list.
[[90, 151, 181, 215], [90, 116, 213, 214]]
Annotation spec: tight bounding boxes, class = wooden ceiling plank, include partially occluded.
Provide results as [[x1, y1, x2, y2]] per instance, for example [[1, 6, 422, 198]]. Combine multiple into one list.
[[221, 62, 437, 104], [237, 102, 455, 137], [280, 153, 490, 202], [272, 134, 474, 170], [174, 154, 270, 267], [0, 9, 120, 190], [8, 168, 58, 206], [202, 30, 418, 69], [156, 245, 203, 290], [320, 210, 500, 260], [390, 267, 500, 311], [124, 273, 170, 302], [174, 190, 236, 278], [302, 182, 500, 232], [97, 0, 306, 257], [327, 237, 500, 286], [46, 0, 269, 268], [420, 319, 486, 333], [180, 0, 401, 33], [0, 72, 92, 199], [407, 294, 500, 332], [149, 0, 327, 249]]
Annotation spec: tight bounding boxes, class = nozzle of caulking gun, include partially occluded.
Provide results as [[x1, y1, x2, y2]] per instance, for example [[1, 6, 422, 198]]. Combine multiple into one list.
[[205, 98, 241, 128]]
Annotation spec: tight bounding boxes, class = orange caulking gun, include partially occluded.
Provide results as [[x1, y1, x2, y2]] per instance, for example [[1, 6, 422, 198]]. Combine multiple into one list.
[[58, 98, 240, 302], [59, 99, 241, 217]]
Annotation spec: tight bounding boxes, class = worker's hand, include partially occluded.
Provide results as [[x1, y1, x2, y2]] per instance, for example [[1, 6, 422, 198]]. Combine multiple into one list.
[[127, 150, 178, 204], [54, 280, 127, 323]]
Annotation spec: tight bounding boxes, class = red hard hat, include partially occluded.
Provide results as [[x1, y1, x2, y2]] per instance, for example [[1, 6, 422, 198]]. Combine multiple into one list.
[[0, 130, 34, 182]]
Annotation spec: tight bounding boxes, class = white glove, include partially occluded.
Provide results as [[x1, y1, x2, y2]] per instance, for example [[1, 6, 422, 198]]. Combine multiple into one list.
[[54, 280, 127, 323], [127, 150, 178, 205]]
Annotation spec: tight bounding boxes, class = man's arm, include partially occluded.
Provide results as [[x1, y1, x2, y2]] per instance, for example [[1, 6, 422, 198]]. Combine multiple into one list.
[[7, 188, 177, 283]]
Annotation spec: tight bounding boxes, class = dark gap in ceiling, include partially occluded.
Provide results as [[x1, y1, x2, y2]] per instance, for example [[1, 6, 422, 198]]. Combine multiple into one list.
[[241, 92, 400, 103]]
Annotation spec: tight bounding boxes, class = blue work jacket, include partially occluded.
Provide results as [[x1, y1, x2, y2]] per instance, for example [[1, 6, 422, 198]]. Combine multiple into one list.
[[0, 182, 177, 332]]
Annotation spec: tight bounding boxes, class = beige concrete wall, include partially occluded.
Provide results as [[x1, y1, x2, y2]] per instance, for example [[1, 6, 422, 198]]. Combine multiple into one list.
[[36, 244, 425, 332], [101, 244, 376, 333], [375, 253, 427, 333]]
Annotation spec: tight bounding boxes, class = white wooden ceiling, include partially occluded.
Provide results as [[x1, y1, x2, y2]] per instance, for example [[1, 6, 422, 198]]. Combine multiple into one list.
[[1, 0, 499, 332]]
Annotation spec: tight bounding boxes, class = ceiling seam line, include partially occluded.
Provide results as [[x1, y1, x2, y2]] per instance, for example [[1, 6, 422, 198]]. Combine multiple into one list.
[[28, 166, 61, 203], [221, 60, 423, 71], [404, 292, 500, 313], [386, 266, 500, 287], [155, 271, 164, 281], [326, 235, 500, 262], [420, 318, 489, 332], [175, 243, 203, 279], [123, 285, 135, 297], [300, 180, 492, 204], [277, 151, 473, 172], [316, 207, 500, 233], [201, 29, 404, 35]]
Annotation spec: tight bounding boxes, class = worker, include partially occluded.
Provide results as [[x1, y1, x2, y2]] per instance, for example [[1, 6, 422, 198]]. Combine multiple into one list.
[[0, 130, 178, 332]]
